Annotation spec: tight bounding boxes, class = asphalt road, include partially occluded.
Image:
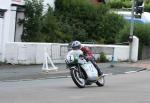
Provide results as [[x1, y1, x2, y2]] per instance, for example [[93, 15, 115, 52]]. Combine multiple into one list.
[[0, 70, 150, 103], [0, 63, 142, 81]]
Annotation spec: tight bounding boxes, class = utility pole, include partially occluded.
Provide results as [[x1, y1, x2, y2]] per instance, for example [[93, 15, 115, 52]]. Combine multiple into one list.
[[129, 0, 135, 62]]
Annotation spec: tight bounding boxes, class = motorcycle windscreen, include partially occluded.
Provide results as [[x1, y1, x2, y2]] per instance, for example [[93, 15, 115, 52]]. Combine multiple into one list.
[[81, 63, 98, 81]]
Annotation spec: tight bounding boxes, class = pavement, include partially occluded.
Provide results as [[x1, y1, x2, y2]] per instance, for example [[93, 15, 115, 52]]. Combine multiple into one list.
[[0, 59, 149, 82]]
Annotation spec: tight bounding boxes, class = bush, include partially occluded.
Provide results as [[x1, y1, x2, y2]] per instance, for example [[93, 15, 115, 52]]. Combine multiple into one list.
[[101, 13, 126, 44], [97, 52, 108, 63], [145, 0, 150, 4], [117, 23, 150, 59], [108, 0, 132, 9], [41, 6, 69, 42], [22, 0, 127, 43], [122, 1, 131, 8], [55, 0, 109, 42], [118, 23, 150, 46], [108, 1, 123, 9], [108, 0, 150, 12], [145, 4, 150, 12], [55, 0, 125, 44]]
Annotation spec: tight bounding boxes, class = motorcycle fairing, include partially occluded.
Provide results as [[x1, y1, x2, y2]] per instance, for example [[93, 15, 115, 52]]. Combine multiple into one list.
[[81, 61, 98, 81]]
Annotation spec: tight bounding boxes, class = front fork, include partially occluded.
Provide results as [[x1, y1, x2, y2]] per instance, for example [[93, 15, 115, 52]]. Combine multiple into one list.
[[77, 64, 86, 79], [70, 65, 85, 79]]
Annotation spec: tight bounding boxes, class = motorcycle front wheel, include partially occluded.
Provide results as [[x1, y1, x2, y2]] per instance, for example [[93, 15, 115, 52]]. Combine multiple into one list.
[[70, 69, 85, 88], [96, 76, 105, 87]]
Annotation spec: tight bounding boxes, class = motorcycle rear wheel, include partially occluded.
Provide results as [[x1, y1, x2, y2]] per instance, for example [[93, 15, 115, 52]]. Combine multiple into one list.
[[96, 76, 105, 87], [70, 69, 85, 88]]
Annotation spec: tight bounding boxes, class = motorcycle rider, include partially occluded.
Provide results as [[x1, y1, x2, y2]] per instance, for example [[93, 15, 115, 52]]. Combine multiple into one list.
[[71, 40, 103, 77]]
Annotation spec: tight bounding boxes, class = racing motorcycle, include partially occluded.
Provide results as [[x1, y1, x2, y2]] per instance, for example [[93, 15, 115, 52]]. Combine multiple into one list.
[[65, 49, 105, 88]]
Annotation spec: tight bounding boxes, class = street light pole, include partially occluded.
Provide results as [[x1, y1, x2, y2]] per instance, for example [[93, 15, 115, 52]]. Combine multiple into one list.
[[129, 0, 135, 62]]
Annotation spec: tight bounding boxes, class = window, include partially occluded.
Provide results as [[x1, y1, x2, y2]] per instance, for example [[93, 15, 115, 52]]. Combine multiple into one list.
[[0, 9, 6, 18], [97, 0, 105, 3]]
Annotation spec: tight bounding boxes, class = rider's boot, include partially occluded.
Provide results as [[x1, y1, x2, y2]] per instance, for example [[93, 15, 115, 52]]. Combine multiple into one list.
[[91, 60, 103, 77], [95, 66, 103, 77]]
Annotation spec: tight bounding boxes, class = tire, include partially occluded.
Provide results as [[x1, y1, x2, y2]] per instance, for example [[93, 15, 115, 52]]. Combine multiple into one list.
[[96, 76, 105, 87], [70, 69, 85, 88]]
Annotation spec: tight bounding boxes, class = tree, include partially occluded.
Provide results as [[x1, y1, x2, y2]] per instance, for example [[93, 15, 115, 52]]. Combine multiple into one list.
[[22, 0, 69, 43], [41, 6, 71, 42], [22, 0, 43, 42], [22, 0, 127, 44]]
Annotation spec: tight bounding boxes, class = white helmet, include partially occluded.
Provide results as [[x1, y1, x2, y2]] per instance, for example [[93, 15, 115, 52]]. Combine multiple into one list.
[[71, 41, 81, 50]]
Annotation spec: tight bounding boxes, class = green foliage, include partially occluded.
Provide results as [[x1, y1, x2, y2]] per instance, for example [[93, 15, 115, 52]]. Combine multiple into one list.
[[118, 23, 150, 46], [117, 23, 150, 59], [22, 0, 127, 43], [142, 0, 150, 12], [22, 0, 43, 42], [135, 24, 150, 46], [145, 0, 150, 4], [100, 13, 126, 44], [55, 0, 108, 42], [122, 1, 132, 8], [41, 6, 67, 42], [55, 0, 125, 43], [116, 23, 129, 43], [97, 52, 108, 63], [108, 1, 124, 9], [145, 3, 150, 12], [108, 0, 150, 12], [22, 0, 69, 43], [108, 0, 131, 9]]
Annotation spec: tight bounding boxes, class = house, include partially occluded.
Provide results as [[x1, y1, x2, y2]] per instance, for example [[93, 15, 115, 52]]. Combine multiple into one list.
[[0, 0, 23, 62], [0, 0, 55, 62]]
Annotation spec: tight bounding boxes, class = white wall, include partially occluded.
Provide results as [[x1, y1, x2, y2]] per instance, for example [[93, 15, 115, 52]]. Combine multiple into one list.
[[0, 0, 24, 43], [9, 6, 17, 42], [1, 8, 12, 62], [0, 0, 10, 9], [0, 0, 11, 61], [131, 36, 139, 62], [114, 46, 129, 61], [0, 18, 4, 60], [83, 44, 130, 61], [15, 11, 24, 42], [5, 42, 132, 64], [5, 38, 139, 64]]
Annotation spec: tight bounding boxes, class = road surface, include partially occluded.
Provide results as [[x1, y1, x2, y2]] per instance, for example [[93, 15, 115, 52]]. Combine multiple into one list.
[[0, 70, 150, 103]]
